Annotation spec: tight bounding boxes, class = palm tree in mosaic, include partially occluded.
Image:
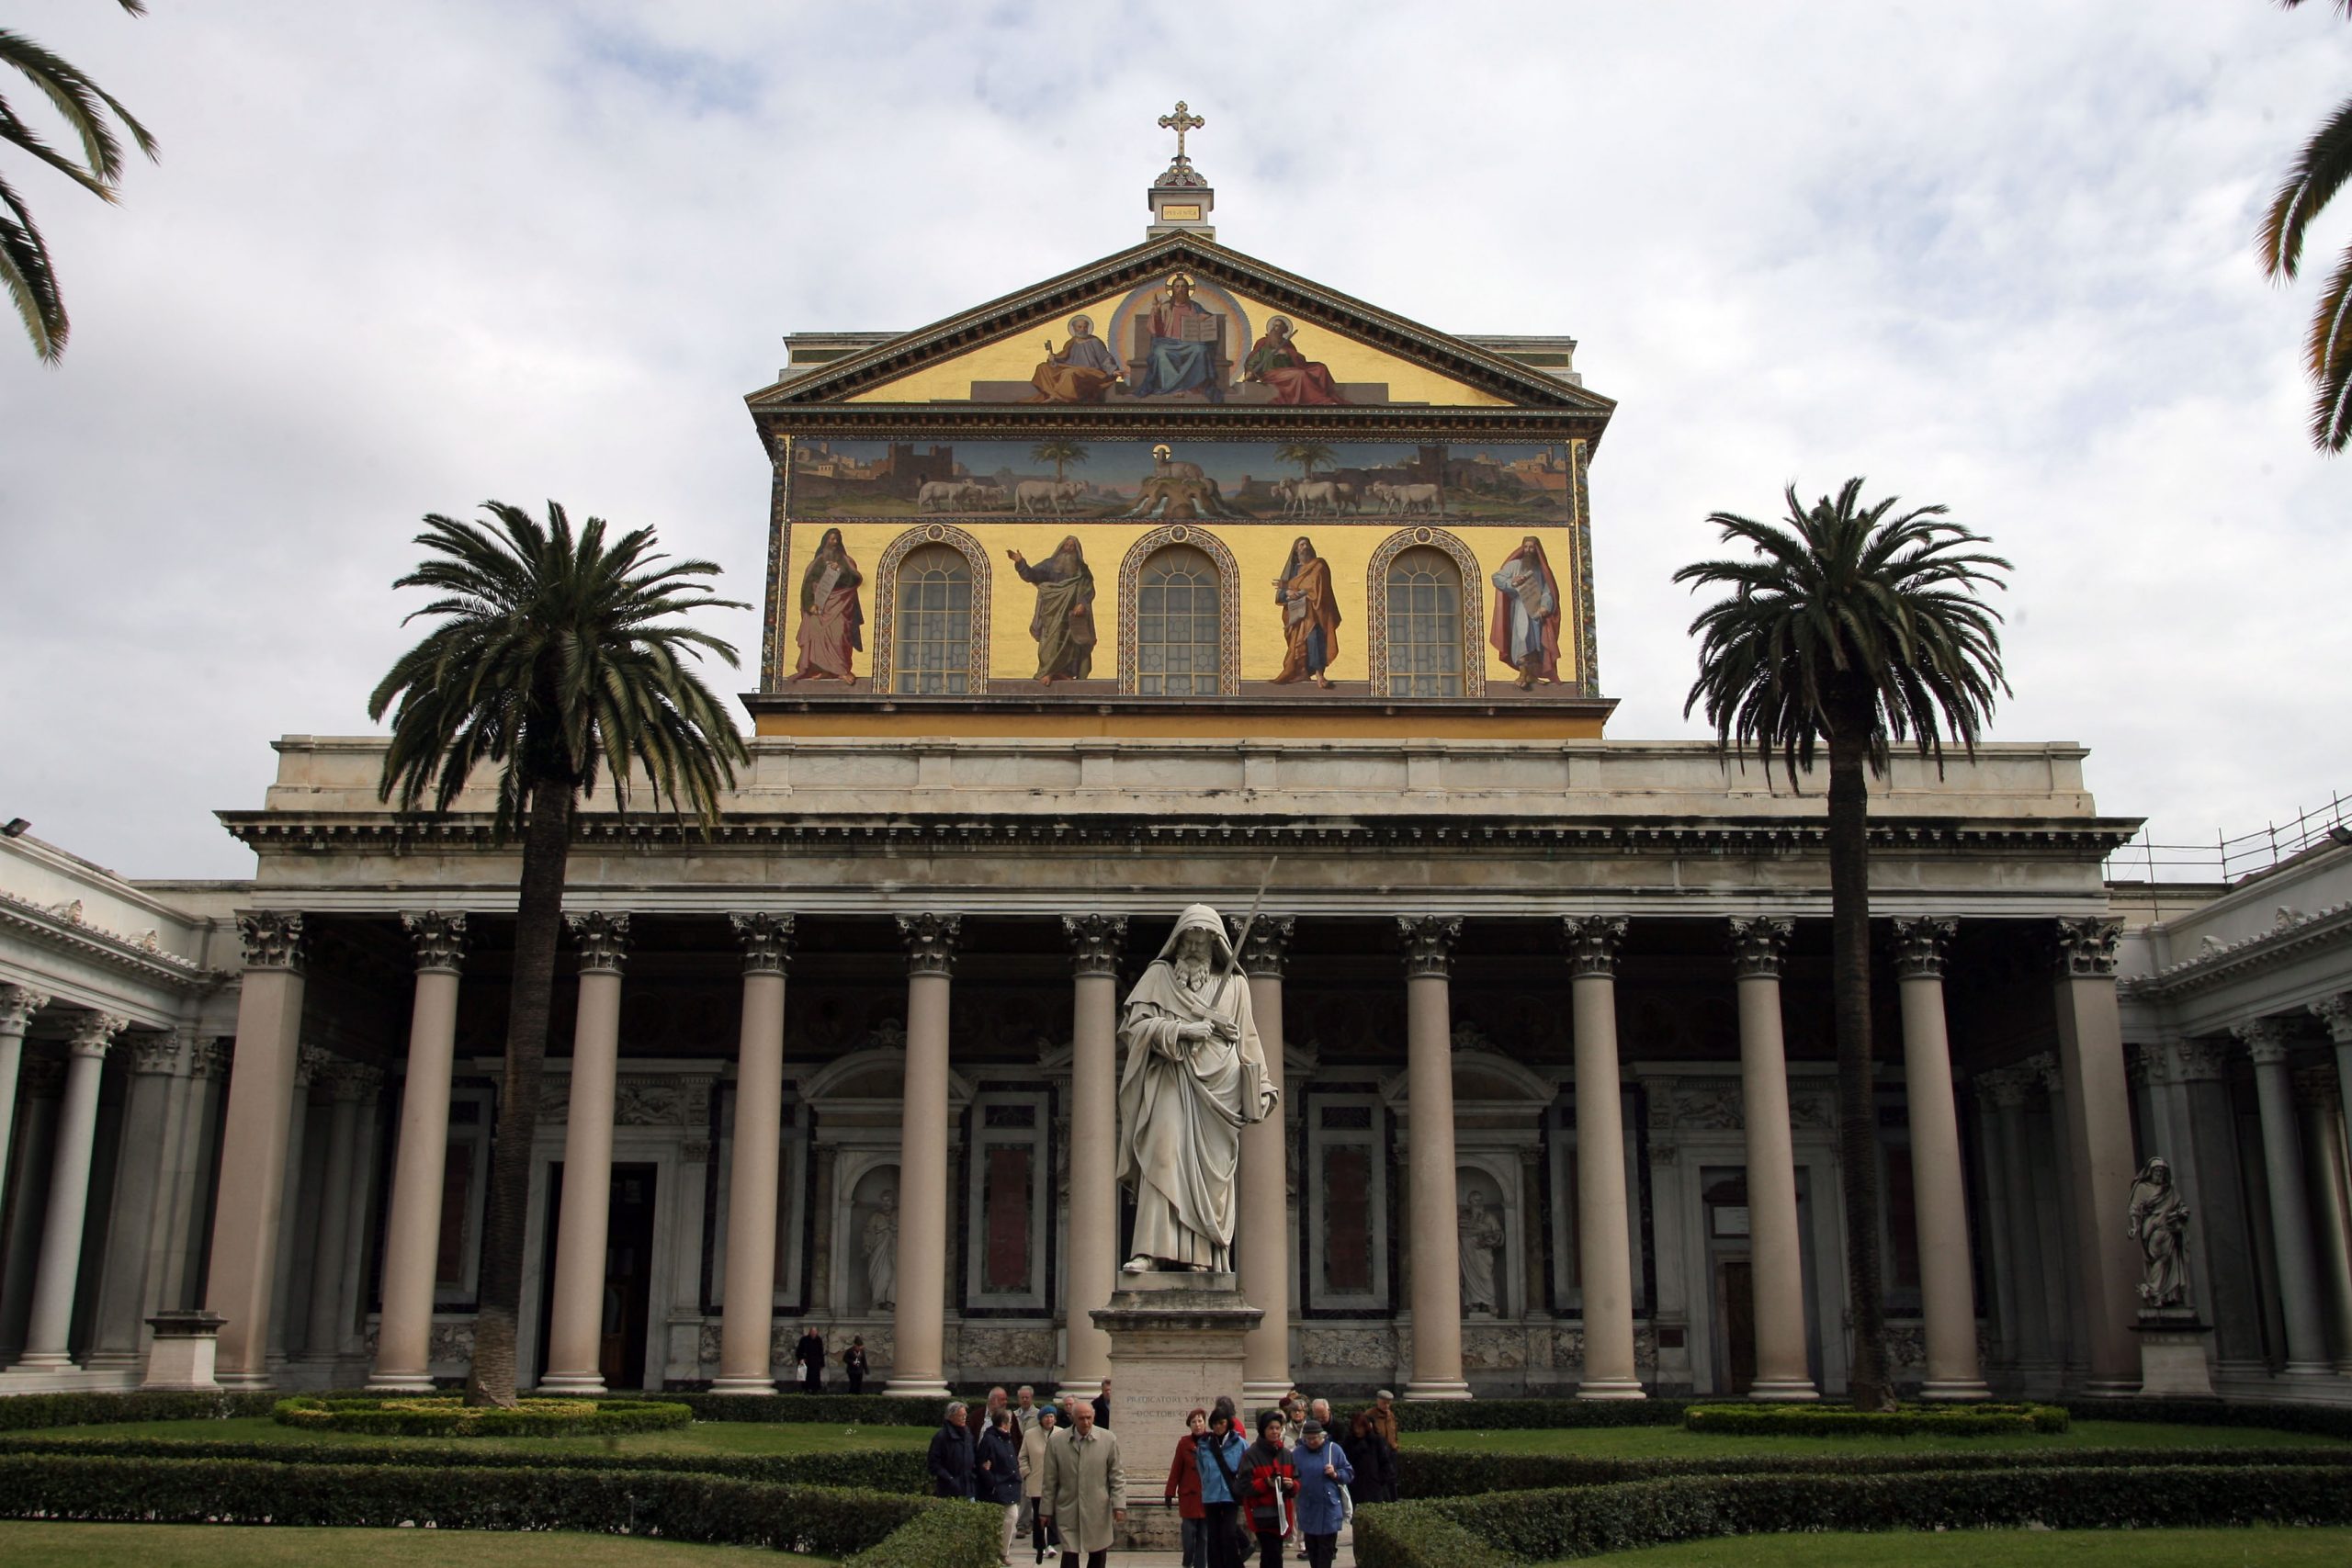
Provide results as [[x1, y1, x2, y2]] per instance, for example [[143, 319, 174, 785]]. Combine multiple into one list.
[[2262, 0, 2352, 449], [1275, 441, 1337, 479], [3, 1, 157, 360], [1675, 479, 2008, 1410], [369, 501, 748, 1405], [1032, 438, 1089, 483]]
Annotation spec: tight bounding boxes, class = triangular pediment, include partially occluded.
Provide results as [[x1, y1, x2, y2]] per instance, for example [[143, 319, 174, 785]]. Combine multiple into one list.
[[748, 236, 1614, 419]]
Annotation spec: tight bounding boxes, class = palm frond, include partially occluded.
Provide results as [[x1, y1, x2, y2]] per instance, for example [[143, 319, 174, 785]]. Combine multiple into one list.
[[0, 167, 62, 358], [371, 500, 751, 840], [1677, 479, 2010, 790], [2260, 96, 2352, 281], [2303, 242, 2352, 449]]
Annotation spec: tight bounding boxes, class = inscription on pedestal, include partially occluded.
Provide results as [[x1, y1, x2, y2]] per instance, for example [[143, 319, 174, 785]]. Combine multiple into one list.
[[1094, 1271, 1262, 1551]]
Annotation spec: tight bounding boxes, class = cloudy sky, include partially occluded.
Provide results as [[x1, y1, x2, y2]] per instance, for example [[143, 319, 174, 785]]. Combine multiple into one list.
[[4, 1, 2348, 881]]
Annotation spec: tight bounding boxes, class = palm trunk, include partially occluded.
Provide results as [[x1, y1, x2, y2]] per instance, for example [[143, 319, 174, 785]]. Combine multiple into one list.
[[465, 775, 574, 1407], [1826, 720, 1894, 1412]]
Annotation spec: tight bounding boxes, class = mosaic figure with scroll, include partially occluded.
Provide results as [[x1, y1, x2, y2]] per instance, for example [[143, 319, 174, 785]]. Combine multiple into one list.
[[1028, 314, 1123, 404], [1115, 905, 1278, 1271]]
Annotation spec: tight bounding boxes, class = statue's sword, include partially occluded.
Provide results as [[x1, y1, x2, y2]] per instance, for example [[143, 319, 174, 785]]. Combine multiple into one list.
[[1223, 855, 1280, 980]]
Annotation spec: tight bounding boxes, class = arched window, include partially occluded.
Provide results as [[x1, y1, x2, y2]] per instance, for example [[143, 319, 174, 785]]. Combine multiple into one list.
[[1385, 546, 1464, 696], [1136, 545, 1221, 696], [892, 544, 971, 694]]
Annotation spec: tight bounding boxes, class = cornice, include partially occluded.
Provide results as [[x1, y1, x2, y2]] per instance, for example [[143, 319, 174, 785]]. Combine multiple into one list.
[[213, 810, 2137, 862], [2119, 899, 2352, 1003], [0, 887, 223, 992], [750, 235, 1615, 423]]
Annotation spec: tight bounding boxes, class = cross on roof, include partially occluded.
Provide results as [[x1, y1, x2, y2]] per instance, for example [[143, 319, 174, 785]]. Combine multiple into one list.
[[1157, 100, 1204, 163]]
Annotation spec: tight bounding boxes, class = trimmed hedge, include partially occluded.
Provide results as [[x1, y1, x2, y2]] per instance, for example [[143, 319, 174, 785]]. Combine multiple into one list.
[[2070, 1396, 2352, 1442], [0, 1391, 280, 1431], [842, 1502, 1006, 1568], [1355, 1463, 2352, 1567], [1389, 1398, 1691, 1432], [651, 1391, 964, 1427], [1393, 1440, 2352, 1499], [0, 1431, 930, 1495], [274, 1395, 690, 1438], [1684, 1401, 2067, 1437], [0, 1453, 999, 1565]]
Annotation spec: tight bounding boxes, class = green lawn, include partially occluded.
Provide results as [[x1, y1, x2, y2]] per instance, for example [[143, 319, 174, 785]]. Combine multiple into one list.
[[1413, 1418, 2346, 1458], [20, 1415, 933, 1457], [1550, 1526, 2352, 1566], [0, 1523, 831, 1566]]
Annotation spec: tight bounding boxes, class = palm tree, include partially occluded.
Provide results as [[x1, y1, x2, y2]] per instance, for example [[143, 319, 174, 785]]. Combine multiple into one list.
[[2261, 0, 2352, 449], [1674, 479, 2008, 1410], [1275, 441, 1337, 479], [3, 1, 157, 361], [1031, 438, 1089, 483], [369, 501, 749, 1405]]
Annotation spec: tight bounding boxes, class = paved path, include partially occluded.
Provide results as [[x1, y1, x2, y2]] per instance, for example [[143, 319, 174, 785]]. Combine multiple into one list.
[[1019, 1522, 1358, 1567]]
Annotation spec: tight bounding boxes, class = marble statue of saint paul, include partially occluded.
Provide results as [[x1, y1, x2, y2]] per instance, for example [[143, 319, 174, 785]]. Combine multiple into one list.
[[1115, 905, 1279, 1272]]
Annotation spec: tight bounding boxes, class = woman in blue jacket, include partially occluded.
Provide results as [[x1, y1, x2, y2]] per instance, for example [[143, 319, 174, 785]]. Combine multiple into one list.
[[1193, 1403, 1251, 1568], [1289, 1419, 1354, 1568]]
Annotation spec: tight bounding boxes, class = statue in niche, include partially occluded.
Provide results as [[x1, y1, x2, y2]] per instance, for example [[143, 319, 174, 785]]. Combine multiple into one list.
[[863, 1188, 899, 1312], [1115, 904, 1278, 1272], [1459, 1188, 1506, 1314], [2127, 1156, 2190, 1309]]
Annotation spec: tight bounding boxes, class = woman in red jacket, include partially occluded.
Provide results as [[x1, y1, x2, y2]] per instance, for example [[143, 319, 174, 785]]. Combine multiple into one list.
[[1232, 1407, 1299, 1568], [1163, 1406, 1211, 1568]]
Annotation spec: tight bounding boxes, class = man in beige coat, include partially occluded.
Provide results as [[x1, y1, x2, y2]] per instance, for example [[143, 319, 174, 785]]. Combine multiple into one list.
[[1040, 1400, 1126, 1567]]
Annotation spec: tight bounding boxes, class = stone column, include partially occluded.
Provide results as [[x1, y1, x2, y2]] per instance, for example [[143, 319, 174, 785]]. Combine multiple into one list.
[[1891, 917, 1988, 1399], [0, 985, 48, 1201], [1979, 1068, 2055, 1381], [1060, 913, 1126, 1390], [2294, 1068, 2352, 1372], [2023, 1055, 2079, 1376], [267, 1044, 329, 1371], [711, 913, 792, 1396], [539, 912, 631, 1393], [1399, 916, 1471, 1401], [2318, 996, 2352, 1189], [2049, 918, 2141, 1394], [205, 912, 308, 1387], [12, 1011, 128, 1369], [887, 913, 958, 1398], [1565, 915, 1643, 1399], [1237, 916, 1294, 1406], [1728, 916, 1816, 1400], [2236, 1019, 2332, 1375], [87, 1031, 185, 1371], [2153, 1038, 2262, 1375], [371, 912, 467, 1392], [301, 1064, 377, 1370], [297, 1064, 369, 1369]]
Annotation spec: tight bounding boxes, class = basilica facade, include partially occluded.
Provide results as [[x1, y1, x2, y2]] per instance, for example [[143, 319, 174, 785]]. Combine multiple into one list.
[[4, 147, 2349, 1406]]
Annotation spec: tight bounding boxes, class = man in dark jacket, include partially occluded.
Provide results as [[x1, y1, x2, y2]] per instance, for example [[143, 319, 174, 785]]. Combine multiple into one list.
[[1091, 1377, 1113, 1430], [794, 1325, 825, 1394], [929, 1401, 977, 1498]]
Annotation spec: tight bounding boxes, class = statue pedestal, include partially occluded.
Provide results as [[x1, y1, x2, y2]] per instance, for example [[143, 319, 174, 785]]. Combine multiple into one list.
[[2133, 1307, 2215, 1399], [1093, 1269, 1263, 1553]]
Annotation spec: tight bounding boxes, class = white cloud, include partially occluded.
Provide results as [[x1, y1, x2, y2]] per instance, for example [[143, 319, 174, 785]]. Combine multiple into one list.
[[2, 0, 2347, 878]]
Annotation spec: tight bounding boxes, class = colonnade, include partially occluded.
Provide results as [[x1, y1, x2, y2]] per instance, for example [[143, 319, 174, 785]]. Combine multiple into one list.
[[47, 905, 2169, 1398]]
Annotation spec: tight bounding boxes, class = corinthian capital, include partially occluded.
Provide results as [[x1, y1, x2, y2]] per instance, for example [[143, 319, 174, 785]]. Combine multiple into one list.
[[1890, 916, 1958, 980], [129, 1030, 187, 1077], [1235, 914, 1294, 979], [2233, 1016, 2291, 1066], [400, 911, 468, 973], [0, 984, 49, 1033], [2312, 994, 2352, 1046], [1561, 915, 1629, 978], [68, 1011, 130, 1058], [898, 913, 962, 976], [566, 911, 631, 974], [1398, 915, 1462, 978], [730, 912, 795, 976], [237, 911, 306, 972], [2052, 916, 2121, 978], [1727, 915, 1792, 979], [1062, 913, 1127, 976]]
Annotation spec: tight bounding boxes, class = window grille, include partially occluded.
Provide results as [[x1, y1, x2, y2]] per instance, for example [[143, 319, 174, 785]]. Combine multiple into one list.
[[1385, 546, 1463, 696], [893, 545, 971, 694], [1136, 545, 1220, 696]]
